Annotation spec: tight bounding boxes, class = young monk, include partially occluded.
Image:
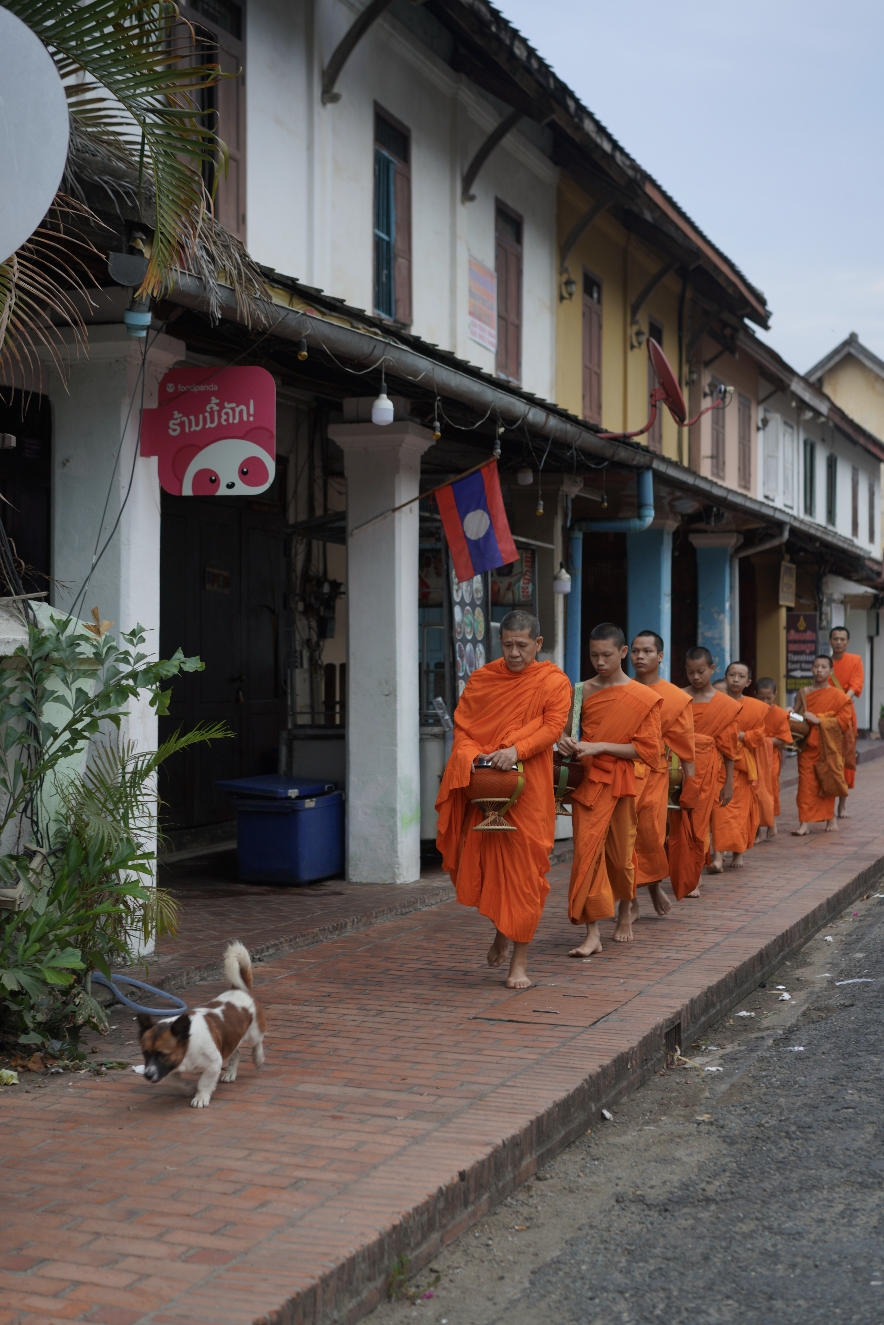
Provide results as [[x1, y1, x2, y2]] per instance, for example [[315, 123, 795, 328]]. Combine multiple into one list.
[[756, 677, 793, 838], [669, 647, 738, 895], [710, 662, 770, 870], [558, 623, 662, 955], [629, 630, 696, 918], [436, 610, 571, 989], [791, 654, 853, 835], [829, 626, 863, 818]]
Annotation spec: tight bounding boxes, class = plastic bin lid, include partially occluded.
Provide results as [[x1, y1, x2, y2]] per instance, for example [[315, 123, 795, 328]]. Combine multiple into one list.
[[216, 774, 336, 800]]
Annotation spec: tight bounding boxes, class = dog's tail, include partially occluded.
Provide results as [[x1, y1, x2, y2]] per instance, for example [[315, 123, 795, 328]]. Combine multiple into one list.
[[223, 941, 253, 992]]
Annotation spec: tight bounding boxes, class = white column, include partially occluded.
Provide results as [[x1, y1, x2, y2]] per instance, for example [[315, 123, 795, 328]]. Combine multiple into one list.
[[48, 326, 184, 751], [328, 419, 433, 884]]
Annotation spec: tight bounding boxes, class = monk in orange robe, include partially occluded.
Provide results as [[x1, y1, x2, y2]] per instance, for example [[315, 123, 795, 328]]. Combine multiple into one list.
[[756, 677, 793, 834], [710, 662, 769, 870], [667, 647, 738, 898], [557, 622, 662, 955], [629, 630, 695, 917], [829, 625, 863, 815], [436, 610, 571, 989], [791, 653, 853, 834]]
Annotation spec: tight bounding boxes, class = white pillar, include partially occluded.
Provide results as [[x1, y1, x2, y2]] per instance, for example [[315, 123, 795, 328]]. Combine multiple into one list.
[[48, 326, 184, 751], [328, 418, 433, 884]]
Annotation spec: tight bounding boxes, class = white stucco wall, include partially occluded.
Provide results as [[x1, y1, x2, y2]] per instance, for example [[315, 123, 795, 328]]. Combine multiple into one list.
[[244, 0, 559, 402]]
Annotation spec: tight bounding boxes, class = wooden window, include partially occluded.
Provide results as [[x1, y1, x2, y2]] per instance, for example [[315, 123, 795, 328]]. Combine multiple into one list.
[[851, 465, 860, 538], [710, 378, 726, 480], [181, 0, 246, 240], [803, 437, 816, 517], [373, 109, 411, 324], [647, 320, 663, 452], [581, 272, 602, 425], [495, 203, 522, 383], [826, 453, 837, 525], [869, 478, 876, 545], [762, 415, 779, 501], [782, 421, 795, 508], [738, 393, 752, 490]]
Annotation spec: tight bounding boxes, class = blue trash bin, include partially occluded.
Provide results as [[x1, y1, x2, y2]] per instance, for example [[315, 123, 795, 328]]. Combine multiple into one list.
[[216, 775, 344, 884]]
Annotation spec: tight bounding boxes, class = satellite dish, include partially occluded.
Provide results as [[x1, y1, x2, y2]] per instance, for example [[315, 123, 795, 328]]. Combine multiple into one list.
[[0, 8, 70, 264], [647, 339, 687, 425]]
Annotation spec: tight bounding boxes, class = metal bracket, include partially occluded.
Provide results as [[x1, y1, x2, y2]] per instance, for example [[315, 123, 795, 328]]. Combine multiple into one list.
[[630, 258, 678, 324], [559, 199, 612, 271], [322, 0, 396, 105], [461, 108, 522, 203]]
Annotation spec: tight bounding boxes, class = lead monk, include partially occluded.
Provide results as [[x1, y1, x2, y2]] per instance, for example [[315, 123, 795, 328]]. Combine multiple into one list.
[[436, 610, 571, 990]]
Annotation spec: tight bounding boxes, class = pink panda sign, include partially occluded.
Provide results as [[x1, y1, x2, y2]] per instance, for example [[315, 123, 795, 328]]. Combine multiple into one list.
[[141, 365, 276, 496]]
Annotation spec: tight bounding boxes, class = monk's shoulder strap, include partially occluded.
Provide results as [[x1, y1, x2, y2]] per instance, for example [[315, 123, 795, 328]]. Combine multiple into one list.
[[554, 681, 584, 801], [571, 681, 585, 741], [831, 671, 845, 692], [501, 761, 525, 818]]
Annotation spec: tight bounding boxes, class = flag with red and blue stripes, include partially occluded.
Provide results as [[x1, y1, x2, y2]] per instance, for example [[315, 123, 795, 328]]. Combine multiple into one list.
[[435, 461, 518, 582]]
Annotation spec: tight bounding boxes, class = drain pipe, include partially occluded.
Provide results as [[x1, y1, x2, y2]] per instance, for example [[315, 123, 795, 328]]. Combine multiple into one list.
[[564, 469, 655, 683], [730, 522, 791, 661]]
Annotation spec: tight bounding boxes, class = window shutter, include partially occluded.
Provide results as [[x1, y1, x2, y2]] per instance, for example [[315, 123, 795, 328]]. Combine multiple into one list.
[[763, 417, 779, 500], [393, 164, 412, 325], [851, 465, 860, 538], [374, 150, 395, 319], [495, 206, 522, 383], [803, 437, 816, 517], [581, 274, 602, 424], [710, 381, 726, 480], [782, 421, 795, 508], [647, 321, 663, 452], [214, 40, 246, 239], [738, 394, 752, 491], [869, 479, 876, 545]]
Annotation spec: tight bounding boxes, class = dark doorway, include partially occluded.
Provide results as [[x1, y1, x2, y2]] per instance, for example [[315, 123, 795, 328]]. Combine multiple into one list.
[[581, 532, 627, 677], [159, 487, 286, 829], [0, 391, 51, 595], [670, 534, 698, 686], [739, 556, 757, 689]]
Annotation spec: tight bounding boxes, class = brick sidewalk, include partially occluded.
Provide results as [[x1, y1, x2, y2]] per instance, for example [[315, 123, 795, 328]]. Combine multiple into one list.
[[2, 766, 884, 1325]]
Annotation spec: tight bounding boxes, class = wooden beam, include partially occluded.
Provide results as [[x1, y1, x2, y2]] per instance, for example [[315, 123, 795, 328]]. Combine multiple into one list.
[[461, 109, 522, 203], [630, 259, 678, 324], [559, 199, 612, 271], [322, 0, 396, 105]]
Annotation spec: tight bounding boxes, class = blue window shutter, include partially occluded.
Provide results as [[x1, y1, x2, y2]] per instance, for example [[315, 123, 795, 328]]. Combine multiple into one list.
[[374, 149, 396, 319]]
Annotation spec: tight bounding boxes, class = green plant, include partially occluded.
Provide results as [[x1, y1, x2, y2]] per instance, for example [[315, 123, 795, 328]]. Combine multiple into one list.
[[0, 610, 229, 1047], [1, 0, 268, 379]]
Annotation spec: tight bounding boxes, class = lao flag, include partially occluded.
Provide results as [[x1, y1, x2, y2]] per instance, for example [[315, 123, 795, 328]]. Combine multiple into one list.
[[435, 461, 518, 582]]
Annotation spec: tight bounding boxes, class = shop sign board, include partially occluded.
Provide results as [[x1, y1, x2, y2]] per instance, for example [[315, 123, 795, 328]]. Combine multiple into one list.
[[141, 365, 276, 496], [786, 610, 817, 688]]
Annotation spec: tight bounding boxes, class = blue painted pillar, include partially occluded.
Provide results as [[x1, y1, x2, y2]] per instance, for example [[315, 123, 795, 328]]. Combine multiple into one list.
[[564, 529, 583, 683], [690, 534, 740, 676], [626, 527, 673, 679]]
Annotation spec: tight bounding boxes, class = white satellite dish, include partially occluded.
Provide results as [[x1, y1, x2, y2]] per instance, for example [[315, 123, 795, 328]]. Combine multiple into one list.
[[0, 6, 70, 264]]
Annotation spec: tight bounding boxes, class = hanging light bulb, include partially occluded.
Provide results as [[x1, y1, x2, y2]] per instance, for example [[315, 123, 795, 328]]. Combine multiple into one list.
[[517, 466, 533, 486], [553, 563, 572, 595], [432, 418, 441, 441], [371, 372, 394, 426], [535, 495, 544, 516], [296, 338, 308, 361]]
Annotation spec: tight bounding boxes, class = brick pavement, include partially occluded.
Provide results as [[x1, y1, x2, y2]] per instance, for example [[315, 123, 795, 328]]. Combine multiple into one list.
[[2, 763, 884, 1325]]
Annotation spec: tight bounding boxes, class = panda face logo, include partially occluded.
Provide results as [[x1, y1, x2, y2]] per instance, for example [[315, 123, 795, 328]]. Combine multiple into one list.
[[181, 438, 275, 497]]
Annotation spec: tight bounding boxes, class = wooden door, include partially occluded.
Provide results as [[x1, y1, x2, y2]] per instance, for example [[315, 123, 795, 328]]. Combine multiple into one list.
[[582, 273, 602, 424]]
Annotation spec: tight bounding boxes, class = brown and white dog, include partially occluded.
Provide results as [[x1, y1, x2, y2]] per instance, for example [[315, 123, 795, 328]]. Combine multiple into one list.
[[137, 941, 267, 1108]]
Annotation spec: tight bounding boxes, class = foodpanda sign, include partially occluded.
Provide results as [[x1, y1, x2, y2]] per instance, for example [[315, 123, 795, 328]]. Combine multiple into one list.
[[141, 365, 276, 496]]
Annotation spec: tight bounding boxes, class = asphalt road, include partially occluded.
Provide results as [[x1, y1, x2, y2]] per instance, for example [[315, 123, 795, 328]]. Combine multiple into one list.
[[368, 888, 884, 1325]]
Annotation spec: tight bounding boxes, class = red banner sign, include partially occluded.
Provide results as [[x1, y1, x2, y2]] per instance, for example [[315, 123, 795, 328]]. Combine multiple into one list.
[[141, 365, 276, 496]]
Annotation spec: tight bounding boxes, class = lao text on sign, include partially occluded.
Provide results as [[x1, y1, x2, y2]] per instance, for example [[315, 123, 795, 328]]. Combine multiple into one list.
[[786, 611, 817, 689]]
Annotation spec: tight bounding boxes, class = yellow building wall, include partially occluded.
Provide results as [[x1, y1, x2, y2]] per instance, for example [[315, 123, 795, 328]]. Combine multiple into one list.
[[555, 180, 686, 462], [687, 338, 759, 496], [822, 358, 884, 442]]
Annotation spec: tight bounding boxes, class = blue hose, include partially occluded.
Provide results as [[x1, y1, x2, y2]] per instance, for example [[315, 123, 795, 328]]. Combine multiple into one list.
[[90, 972, 188, 1018]]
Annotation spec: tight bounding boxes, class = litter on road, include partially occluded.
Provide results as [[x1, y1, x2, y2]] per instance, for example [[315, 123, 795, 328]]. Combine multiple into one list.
[[736, 1011, 755, 1017], [602, 1109, 614, 1121], [778, 993, 793, 1001], [834, 978, 873, 985]]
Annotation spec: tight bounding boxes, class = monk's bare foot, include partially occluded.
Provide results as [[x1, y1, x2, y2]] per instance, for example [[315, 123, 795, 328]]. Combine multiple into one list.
[[613, 900, 635, 942], [487, 929, 509, 968], [825, 818, 839, 833], [707, 852, 724, 874], [766, 825, 778, 840], [569, 923, 602, 958], [506, 941, 532, 989], [728, 853, 744, 869], [686, 887, 702, 898], [791, 823, 810, 836], [837, 802, 850, 819], [648, 882, 671, 916]]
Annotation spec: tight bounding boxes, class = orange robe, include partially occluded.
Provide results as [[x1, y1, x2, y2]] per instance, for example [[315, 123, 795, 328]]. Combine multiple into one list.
[[568, 682, 663, 925], [796, 686, 853, 823], [634, 680, 695, 886], [831, 652, 863, 788], [436, 658, 571, 943], [667, 691, 740, 899], [763, 703, 793, 817], [712, 695, 769, 853]]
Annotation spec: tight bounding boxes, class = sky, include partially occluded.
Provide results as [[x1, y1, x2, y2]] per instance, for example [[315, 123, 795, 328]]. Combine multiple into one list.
[[499, 0, 884, 374]]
